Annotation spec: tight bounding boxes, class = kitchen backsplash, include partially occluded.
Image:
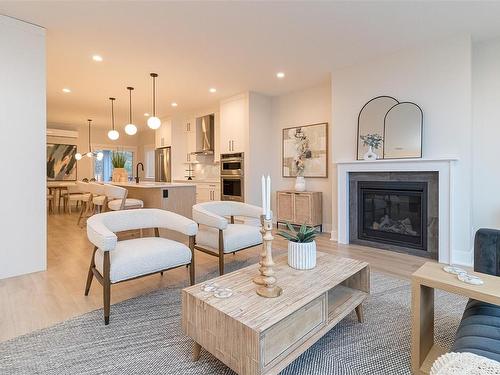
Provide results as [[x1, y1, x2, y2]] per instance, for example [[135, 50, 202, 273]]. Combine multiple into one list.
[[192, 163, 220, 180]]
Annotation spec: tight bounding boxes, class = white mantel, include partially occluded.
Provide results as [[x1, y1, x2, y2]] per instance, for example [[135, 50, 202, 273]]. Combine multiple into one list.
[[335, 158, 459, 264]]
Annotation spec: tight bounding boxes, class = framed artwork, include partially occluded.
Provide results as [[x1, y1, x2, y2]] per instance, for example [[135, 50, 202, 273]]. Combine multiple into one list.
[[282, 122, 328, 178], [47, 143, 77, 181]]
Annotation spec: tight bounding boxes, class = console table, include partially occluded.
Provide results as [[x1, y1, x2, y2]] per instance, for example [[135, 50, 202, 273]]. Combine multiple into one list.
[[276, 191, 322, 231], [182, 252, 369, 375], [411, 262, 500, 374]]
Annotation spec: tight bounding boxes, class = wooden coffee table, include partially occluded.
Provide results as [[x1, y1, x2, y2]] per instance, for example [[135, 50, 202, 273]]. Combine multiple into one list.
[[182, 252, 370, 375], [411, 262, 500, 375]]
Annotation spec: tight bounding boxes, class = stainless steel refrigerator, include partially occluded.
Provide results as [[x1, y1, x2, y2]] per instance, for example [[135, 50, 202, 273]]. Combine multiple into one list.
[[155, 147, 172, 182]]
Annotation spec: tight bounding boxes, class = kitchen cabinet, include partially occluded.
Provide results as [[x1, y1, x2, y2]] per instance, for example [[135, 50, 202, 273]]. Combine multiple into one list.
[[276, 191, 322, 231], [155, 119, 172, 148], [184, 118, 198, 163], [196, 183, 220, 203], [220, 94, 247, 154]]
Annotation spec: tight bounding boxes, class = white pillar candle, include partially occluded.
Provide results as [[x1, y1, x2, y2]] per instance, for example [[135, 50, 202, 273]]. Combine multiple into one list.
[[266, 175, 271, 220], [261, 175, 266, 215]]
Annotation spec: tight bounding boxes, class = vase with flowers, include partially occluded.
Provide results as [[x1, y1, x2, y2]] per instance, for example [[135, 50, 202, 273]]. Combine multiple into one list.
[[360, 133, 383, 160]]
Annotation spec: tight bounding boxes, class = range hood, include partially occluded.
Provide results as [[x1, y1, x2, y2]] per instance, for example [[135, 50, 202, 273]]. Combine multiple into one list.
[[191, 114, 215, 155]]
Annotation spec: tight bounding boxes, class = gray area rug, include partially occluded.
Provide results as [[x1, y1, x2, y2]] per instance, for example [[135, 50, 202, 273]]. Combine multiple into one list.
[[0, 263, 467, 375]]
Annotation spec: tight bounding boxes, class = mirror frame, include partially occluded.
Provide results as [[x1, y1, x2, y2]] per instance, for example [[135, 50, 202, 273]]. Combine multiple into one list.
[[382, 101, 423, 159], [356, 95, 399, 160], [356, 96, 423, 160]]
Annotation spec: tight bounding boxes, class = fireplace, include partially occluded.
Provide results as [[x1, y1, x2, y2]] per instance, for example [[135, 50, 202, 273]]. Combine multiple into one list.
[[348, 171, 438, 259], [358, 181, 427, 251]]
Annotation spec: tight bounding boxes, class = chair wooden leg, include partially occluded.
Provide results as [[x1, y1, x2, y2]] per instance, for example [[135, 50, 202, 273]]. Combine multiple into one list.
[[84, 246, 97, 295], [77, 201, 86, 225], [189, 235, 195, 285], [218, 229, 225, 276], [103, 252, 111, 325]]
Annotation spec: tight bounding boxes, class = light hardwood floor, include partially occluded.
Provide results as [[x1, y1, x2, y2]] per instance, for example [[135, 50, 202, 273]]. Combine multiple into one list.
[[0, 212, 431, 343]]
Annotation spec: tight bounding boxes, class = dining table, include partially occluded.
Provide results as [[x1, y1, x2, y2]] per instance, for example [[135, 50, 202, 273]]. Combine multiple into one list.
[[47, 180, 76, 213]]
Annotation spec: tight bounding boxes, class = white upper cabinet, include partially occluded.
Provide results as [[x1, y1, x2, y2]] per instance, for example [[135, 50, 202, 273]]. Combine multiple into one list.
[[155, 119, 172, 148], [185, 117, 197, 163], [219, 93, 248, 154]]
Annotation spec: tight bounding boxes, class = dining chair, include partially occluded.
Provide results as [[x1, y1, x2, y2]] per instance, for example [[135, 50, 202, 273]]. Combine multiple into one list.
[[65, 182, 91, 224], [87, 182, 107, 214], [47, 189, 55, 214], [104, 184, 143, 211]]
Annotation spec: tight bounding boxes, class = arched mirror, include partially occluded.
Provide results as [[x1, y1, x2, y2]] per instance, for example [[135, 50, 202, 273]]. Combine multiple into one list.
[[383, 102, 423, 159], [357, 96, 399, 160]]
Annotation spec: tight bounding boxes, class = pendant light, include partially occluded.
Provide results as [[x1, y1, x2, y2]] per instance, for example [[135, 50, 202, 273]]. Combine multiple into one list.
[[107, 97, 119, 140], [124, 86, 138, 135], [75, 119, 103, 161], [147, 73, 161, 129]]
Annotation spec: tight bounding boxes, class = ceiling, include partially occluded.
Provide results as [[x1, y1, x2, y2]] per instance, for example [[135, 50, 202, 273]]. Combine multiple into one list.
[[1, 1, 500, 130]]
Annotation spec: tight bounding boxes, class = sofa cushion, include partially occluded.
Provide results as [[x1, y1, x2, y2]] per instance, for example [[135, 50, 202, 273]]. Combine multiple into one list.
[[196, 224, 262, 253], [94, 237, 192, 283], [451, 299, 500, 362]]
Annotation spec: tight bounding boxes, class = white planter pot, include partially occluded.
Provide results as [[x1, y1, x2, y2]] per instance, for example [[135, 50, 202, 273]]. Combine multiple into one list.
[[288, 240, 317, 270], [294, 176, 306, 192], [363, 146, 378, 161]]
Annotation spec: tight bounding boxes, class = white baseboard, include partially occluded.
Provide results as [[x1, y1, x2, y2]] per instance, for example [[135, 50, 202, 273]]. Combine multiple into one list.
[[330, 229, 338, 241], [451, 249, 473, 267]]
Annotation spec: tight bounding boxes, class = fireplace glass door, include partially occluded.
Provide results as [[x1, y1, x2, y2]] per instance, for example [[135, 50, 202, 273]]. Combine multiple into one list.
[[358, 181, 427, 251]]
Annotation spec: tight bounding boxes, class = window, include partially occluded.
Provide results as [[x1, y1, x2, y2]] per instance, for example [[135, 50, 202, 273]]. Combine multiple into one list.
[[93, 148, 135, 182]]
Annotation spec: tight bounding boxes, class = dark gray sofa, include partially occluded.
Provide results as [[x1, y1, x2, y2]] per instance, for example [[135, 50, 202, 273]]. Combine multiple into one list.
[[450, 228, 500, 362]]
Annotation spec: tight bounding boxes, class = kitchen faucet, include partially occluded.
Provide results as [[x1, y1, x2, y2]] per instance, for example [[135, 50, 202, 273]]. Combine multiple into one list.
[[135, 162, 144, 184]]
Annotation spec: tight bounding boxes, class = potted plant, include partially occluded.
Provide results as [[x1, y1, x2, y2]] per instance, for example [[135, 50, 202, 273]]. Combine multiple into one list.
[[277, 223, 318, 270], [111, 151, 128, 182], [360, 133, 383, 160]]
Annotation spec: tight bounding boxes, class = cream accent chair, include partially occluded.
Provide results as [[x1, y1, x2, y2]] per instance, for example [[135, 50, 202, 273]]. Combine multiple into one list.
[[85, 208, 197, 325], [104, 184, 143, 211], [192, 201, 263, 275]]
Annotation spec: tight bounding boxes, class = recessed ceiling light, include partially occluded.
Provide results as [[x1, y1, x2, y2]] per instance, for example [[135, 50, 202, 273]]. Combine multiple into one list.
[[62, 88, 71, 93], [92, 55, 103, 62], [276, 72, 285, 79], [144, 113, 150, 117], [209, 88, 217, 93], [171, 102, 178, 107]]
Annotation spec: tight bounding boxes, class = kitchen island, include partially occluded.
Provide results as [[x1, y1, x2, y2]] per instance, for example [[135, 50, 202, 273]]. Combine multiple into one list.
[[111, 181, 196, 219]]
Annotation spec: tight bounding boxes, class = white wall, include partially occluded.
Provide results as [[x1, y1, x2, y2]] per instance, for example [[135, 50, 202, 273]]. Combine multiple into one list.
[[332, 35, 473, 264], [472, 38, 500, 232], [0, 16, 46, 279], [270, 82, 332, 232], [248, 92, 273, 206]]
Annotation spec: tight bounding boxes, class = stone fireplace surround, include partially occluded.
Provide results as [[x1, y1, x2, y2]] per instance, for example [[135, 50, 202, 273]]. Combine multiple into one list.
[[336, 158, 457, 264]]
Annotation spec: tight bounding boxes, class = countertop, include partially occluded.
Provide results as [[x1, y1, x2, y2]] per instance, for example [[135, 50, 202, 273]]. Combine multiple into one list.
[[173, 178, 220, 184], [110, 181, 196, 189]]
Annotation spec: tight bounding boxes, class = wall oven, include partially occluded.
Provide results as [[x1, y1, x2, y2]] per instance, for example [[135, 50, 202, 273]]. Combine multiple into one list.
[[221, 175, 244, 202], [220, 153, 244, 176], [220, 153, 244, 202]]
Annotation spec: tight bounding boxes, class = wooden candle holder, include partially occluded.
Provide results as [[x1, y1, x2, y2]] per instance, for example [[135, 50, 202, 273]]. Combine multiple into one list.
[[255, 216, 283, 298]]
